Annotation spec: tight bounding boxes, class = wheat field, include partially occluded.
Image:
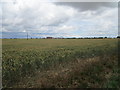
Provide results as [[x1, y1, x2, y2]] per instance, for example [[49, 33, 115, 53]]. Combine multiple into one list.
[[2, 39, 119, 88]]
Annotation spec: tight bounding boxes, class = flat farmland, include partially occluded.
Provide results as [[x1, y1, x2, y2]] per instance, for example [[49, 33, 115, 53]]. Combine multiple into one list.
[[2, 39, 119, 88]]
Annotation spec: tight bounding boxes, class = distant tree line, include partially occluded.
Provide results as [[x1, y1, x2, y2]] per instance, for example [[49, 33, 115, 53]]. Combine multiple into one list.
[[117, 36, 120, 38], [3, 36, 120, 39], [65, 37, 115, 39]]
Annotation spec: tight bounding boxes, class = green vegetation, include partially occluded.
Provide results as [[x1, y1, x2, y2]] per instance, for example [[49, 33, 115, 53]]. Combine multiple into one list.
[[2, 39, 119, 88]]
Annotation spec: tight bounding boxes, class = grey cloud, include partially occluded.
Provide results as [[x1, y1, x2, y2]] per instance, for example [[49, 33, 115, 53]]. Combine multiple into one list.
[[17, 7, 70, 31], [1, 1, 118, 38], [2, 7, 68, 33], [2, 32, 27, 38], [54, 2, 117, 11]]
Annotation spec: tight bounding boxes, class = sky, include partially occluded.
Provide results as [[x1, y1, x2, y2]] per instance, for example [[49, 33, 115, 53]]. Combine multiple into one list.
[[0, 0, 118, 38]]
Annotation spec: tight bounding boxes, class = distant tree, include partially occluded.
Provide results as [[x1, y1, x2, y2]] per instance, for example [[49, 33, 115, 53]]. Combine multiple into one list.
[[71, 37, 76, 39], [98, 37, 103, 39], [117, 36, 120, 38]]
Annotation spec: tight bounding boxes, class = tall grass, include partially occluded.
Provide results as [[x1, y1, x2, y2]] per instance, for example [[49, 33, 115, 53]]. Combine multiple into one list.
[[2, 39, 118, 87]]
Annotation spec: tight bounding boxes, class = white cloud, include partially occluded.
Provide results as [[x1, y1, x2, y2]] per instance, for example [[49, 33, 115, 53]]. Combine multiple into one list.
[[1, 1, 118, 38]]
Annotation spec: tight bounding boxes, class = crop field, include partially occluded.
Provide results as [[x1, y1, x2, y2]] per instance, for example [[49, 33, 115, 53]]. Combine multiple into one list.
[[2, 39, 119, 88]]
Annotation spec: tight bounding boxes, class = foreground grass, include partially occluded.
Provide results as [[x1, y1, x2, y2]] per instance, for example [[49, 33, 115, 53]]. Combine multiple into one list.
[[2, 39, 119, 88], [15, 55, 118, 88]]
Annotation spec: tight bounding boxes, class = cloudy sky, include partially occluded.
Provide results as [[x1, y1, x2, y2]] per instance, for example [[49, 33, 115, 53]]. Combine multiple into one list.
[[0, 0, 118, 38]]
